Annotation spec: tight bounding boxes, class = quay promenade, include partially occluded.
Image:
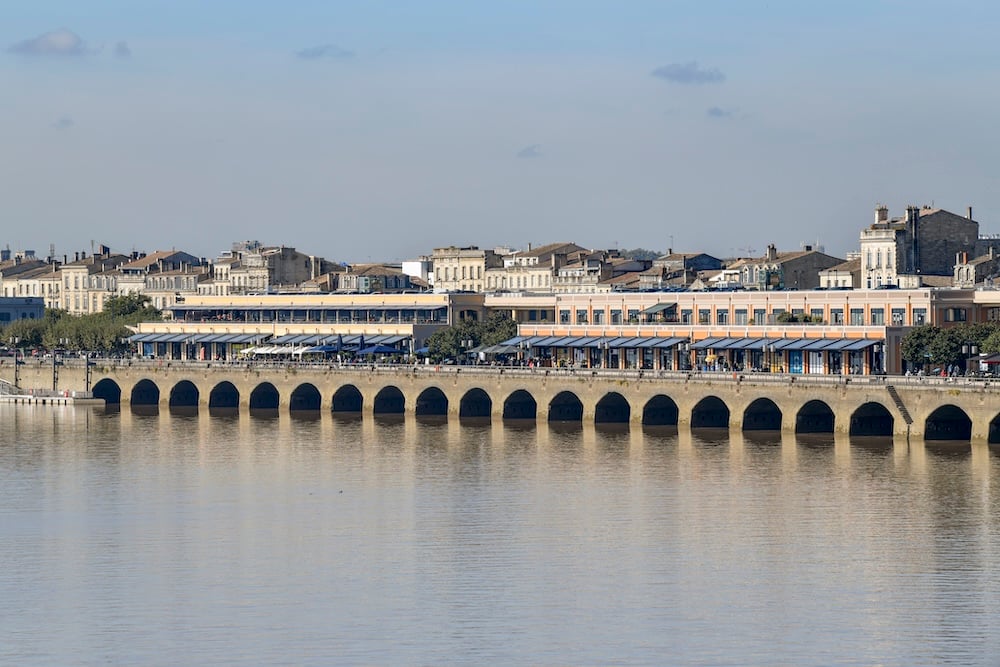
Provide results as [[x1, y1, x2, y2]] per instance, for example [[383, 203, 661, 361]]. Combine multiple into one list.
[[4, 357, 1000, 442]]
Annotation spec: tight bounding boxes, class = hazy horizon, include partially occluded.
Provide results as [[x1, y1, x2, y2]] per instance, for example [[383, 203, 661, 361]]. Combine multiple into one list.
[[4, 1, 1000, 264]]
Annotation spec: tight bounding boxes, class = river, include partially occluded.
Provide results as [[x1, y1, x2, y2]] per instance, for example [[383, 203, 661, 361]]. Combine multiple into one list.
[[2, 405, 998, 666]]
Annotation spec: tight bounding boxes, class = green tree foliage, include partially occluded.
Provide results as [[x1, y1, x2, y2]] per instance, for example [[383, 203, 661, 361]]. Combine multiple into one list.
[[426, 313, 518, 361], [0, 295, 161, 353], [901, 322, 998, 368], [621, 247, 662, 261]]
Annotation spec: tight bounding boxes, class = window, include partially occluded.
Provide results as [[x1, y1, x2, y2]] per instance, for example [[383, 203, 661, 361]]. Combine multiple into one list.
[[628, 309, 640, 323], [891, 308, 905, 325], [870, 308, 885, 325], [576, 309, 588, 324], [593, 310, 604, 324], [913, 308, 927, 325], [734, 309, 748, 325], [753, 308, 766, 324], [698, 309, 710, 325], [611, 309, 622, 324], [559, 309, 570, 324], [850, 308, 864, 325], [810, 308, 823, 322], [716, 309, 728, 325], [944, 308, 967, 322], [831, 308, 844, 324], [681, 309, 693, 324]]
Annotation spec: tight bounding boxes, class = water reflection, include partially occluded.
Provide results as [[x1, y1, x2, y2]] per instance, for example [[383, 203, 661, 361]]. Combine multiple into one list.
[[1, 407, 999, 666]]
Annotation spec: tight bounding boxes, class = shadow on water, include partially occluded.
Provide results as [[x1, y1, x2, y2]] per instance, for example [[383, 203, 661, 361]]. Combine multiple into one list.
[[547, 421, 583, 437], [249, 409, 279, 420], [458, 416, 492, 428], [415, 414, 448, 428], [373, 413, 405, 427], [849, 435, 895, 455], [501, 418, 537, 432], [690, 427, 730, 446], [289, 411, 321, 422], [742, 430, 782, 447], [100, 404, 121, 416], [130, 405, 159, 417], [795, 432, 836, 449], [924, 441, 972, 459], [208, 407, 240, 419], [169, 406, 199, 418]]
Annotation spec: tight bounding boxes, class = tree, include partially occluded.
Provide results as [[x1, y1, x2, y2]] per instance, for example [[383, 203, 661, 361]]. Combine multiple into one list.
[[621, 248, 662, 261], [426, 313, 518, 361]]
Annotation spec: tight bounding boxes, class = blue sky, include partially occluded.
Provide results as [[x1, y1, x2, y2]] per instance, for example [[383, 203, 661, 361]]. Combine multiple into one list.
[[3, 1, 1000, 262]]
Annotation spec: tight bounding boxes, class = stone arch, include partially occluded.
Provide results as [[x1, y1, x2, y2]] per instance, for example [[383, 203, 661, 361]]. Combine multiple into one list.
[[742, 397, 781, 431], [289, 383, 322, 412], [415, 387, 448, 416], [503, 389, 537, 420], [849, 402, 894, 437], [459, 388, 492, 419], [642, 394, 679, 426], [595, 392, 630, 424], [548, 391, 583, 422], [795, 399, 835, 433], [169, 380, 200, 409], [130, 379, 160, 406], [249, 382, 280, 411], [332, 384, 363, 413], [989, 413, 1000, 444], [208, 381, 240, 410], [924, 404, 972, 442], [92, 378, 121, 405], [373, 386, 405, 414], [691, 396, 730, 429]]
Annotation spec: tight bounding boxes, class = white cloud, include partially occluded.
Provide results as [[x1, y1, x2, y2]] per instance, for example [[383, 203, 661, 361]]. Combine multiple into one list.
[[8, 29, 88, 56]]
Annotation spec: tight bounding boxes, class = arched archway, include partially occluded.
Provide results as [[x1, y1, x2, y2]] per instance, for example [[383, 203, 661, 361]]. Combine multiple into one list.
[[691, 396, 730, 429], [92, 378, 121, 405], [415, 387, 448, 416], [209, 381, 240, 410], [924, 405, 972, 441], [796, 400, 835, 433], [595, 392, 630, 424], [289, 383, 321, 412], [743, 398, 781, 431], [249, 382, 280, 411], [459, 388, 492, 419], [850, 402, 894, 437], [169, 380, 199, 410], [642, 394, 678, 426], [548, 391, 583, 422], [989, 413, 1000, 444], [130, 379, 160, 406], [332, 385, 363, 413], [373, 386, 405, 414], [503, 389, 537, 420]]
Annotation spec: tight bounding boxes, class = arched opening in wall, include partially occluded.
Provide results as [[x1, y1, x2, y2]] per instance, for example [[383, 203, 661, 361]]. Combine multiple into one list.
[[924, 404, 972, 442], [742, 398, 781, 431], [849, 402, 894, 437], [595, 392, 630, 424], [373, 386, 405, 414], [415, 387, 448, 417], [168, 380, 199, 415], [503, 390, 537, 421], [249, 382, 280, 415], [548, 391, 583, 422], [459, 388, 492, 420], [129, 379, 160, 415], [795, 400, 835, 433], [989, 413, 1000, 444], [642, 394, 679, 426], [332, 385, 363, 413], [209, 381, 240, 414], [691, 396, 730, 429], [289, 383, 321, 413], [92, 378, 121, 405]]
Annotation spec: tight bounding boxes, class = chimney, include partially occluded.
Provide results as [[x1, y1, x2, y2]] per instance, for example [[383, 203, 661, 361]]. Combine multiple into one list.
[[63, 254, 67, 265], [875, 204, 889, 223], [766, 243, 777, 261], [74, 252, 79, 262], [968, 206, 973, 220]]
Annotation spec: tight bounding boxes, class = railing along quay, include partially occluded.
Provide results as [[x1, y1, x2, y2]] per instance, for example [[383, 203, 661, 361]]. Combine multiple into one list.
[[21, 356, 1000, 392]]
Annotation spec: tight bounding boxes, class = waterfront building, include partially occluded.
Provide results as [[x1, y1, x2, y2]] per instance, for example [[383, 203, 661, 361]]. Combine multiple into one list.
[[432, 245, 502, 292], [200, 241, 335, 296], [0, 296, 45, 325], [818, 257, 861, 289], [728, 244, 843, 290], [60, 248, 130, 315]]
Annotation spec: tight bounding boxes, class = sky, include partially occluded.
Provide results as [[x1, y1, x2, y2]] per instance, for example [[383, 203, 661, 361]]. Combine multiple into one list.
[[3, 1, 1000, 264]]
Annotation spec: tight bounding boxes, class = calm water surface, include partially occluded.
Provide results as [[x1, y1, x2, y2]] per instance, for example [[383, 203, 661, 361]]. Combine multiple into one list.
[[1, 405, 999, 666]]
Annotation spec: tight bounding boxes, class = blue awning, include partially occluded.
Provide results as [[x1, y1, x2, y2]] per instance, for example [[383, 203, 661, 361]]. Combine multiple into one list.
[[844, 339, 882, 351]]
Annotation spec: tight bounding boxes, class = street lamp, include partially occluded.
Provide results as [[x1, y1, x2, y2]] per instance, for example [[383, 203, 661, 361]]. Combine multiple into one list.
[[53, 337, 70, 391], [8, 336, 21, 389], [767, 343, 775, 373], [962, 342, 979, 375]]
